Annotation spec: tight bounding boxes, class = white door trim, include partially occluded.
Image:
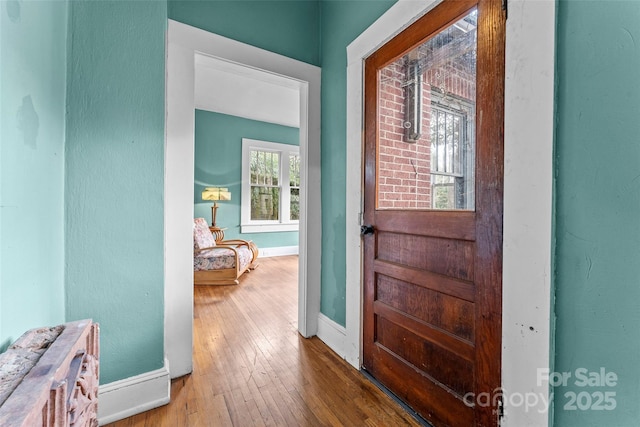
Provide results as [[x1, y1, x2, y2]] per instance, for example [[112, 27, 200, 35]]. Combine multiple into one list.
[[345, 1, 555, 426], [165, 20, 322, 378]]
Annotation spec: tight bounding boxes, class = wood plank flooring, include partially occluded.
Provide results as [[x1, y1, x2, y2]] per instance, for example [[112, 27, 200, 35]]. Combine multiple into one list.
[[106, 256, 421, 427]]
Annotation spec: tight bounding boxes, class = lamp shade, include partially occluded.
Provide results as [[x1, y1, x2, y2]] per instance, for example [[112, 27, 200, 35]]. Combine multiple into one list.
[[202, 187, 231, 202]]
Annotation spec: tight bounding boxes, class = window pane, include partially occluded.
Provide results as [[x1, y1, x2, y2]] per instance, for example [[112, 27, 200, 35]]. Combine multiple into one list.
[[432, 175, 455, 209], [250, 151, 258, 184], [289, 154, 300, 187], [290, 188, 300, 221], [250, 150, 280, 186], [250, 186, 280, 221], [269, 152, 279, 186], [376, 9, 477, 210]]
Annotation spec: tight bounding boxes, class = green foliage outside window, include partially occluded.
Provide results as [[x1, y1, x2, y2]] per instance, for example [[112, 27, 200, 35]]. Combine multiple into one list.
[[249, 150, 300, 221]]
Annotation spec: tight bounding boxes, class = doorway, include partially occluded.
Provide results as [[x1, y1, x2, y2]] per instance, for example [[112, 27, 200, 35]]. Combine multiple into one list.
[[345, 1, 555, 426], [193, 54, 302, 252], [165, 20, 322, 379], [361, 0, 505, 425]]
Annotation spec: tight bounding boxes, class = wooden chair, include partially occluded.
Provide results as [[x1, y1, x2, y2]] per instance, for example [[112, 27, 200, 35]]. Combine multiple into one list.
[[193, 218, 258, 285]]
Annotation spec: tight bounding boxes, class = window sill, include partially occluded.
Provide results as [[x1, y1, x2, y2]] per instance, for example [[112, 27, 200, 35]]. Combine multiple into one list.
[[241, 223, 299, 233]]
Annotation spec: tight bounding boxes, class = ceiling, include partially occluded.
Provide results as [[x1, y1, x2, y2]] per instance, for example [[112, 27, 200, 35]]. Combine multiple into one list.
[[194, 53, 301, 128]]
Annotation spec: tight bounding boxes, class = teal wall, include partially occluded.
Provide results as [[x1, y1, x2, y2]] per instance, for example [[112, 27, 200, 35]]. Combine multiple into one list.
[[65, 1, 166, 384], [0, 1, 67, 350], [1, 0, 322, 389], [168, 0, 320, 66], [319, 0, 396, 325], [554, 0, 640, 424], [194, 110, 299, 248], [14, 6, 640, 425]]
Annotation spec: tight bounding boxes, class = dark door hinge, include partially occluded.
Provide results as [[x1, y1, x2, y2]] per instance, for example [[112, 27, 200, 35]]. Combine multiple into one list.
[[502, 0, 508, 19]]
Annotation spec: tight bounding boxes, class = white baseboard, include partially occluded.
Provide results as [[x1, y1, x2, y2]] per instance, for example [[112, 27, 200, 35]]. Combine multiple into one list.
[[98, 361, 171, 425], [316, 313, 347, 359], [258, 245, 299, 258]]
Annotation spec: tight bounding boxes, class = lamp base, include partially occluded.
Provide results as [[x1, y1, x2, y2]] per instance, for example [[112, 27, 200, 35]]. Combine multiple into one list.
[[210, 203, 219, 227]]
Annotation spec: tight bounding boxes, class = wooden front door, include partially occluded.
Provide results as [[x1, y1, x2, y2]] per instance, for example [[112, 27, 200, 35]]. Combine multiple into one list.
[[362, 0, 505, 426]]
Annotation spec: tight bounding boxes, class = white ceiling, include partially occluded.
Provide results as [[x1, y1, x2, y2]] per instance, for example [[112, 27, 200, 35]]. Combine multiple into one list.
[[194, 53, 301, 128]]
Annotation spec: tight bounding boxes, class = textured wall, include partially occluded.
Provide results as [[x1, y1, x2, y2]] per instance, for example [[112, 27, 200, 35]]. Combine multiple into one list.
[[319, 0, 396, 326], [168, 0, 320, 66], [554, 0, 640, 424], [194, 110, 299, 248], [0, 0, 67, 350], [65, 0, 167, 384]]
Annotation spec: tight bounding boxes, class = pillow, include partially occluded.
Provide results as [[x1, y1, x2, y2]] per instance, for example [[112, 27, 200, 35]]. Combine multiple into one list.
[[193, 218, 216, 249]]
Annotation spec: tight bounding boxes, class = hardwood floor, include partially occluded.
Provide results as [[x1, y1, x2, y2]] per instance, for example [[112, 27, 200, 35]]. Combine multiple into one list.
[[106, 256, 421, 427]]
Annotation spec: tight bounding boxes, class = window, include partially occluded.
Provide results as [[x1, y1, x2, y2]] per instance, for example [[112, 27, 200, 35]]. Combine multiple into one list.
[[241, 138, 300, 232], [430, 92, 475, 210]]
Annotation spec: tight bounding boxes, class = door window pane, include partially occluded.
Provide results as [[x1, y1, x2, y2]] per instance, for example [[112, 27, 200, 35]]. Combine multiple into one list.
[[377, 9, 477, 210]]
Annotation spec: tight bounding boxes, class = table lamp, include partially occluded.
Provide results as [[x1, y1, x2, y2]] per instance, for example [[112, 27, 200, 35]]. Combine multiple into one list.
[[201, 187, 231, 227]]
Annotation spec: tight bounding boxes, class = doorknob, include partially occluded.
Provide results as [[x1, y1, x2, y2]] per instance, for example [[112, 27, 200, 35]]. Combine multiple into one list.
[[360, 225, 375, 236]]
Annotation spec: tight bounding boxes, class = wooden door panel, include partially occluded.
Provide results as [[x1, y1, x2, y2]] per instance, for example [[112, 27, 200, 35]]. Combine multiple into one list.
[[368, 344, 475, 426], [377, 232, 475, 281], [362, 0, 505, 425], [375, 314, 473, 394], [375, 210, 476, 241], [374, 260, 475, 302], [375, 274, 475, 341], [374, 301, 474, 363]]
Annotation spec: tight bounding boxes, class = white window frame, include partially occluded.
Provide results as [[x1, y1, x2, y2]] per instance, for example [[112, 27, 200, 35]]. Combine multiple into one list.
[[241, 138, 300, 233]]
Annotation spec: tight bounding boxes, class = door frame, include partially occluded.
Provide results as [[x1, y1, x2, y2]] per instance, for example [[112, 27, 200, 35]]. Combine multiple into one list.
[[345, 1, 555, 426], [165, 20, 322, 378]]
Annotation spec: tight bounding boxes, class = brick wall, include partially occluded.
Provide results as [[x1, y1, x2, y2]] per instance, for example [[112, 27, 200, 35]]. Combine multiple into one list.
[[377, 55, 475, 210]]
